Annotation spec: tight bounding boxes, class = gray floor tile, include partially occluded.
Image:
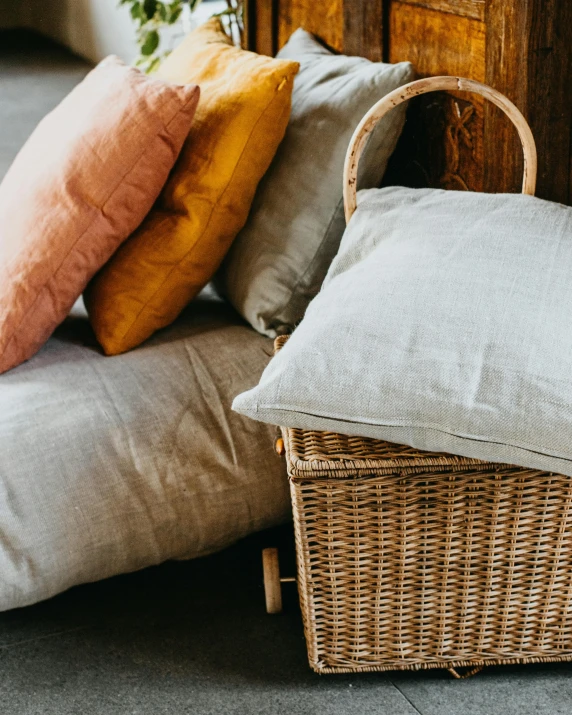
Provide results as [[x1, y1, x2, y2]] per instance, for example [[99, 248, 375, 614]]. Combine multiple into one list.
[[0, 530, 418, 715], [0, 632, 418, 715], [391, 663, 572, 715]]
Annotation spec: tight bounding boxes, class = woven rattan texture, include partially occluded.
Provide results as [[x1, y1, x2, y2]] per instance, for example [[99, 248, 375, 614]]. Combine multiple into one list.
[[291, 465, 572, 673], [273, 336, 572, 673], [283, 427, 492, 477]]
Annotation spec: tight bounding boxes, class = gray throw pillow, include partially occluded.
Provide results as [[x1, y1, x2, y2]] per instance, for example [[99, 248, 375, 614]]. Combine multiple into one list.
[[218, 29, 414, 337], [233, 186, 572, 476]]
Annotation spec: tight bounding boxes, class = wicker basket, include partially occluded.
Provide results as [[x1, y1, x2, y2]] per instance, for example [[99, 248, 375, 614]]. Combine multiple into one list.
[[269, 78, 572, 676], [282, 423, 572, 675]]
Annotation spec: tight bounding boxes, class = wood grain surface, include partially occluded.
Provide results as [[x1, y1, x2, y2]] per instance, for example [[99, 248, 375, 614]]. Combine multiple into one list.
[[247, 0, 572, 204], [397, 0, 484, 21], [485, 0, 572, 200], [343, 0, 384, 61], [387, 2, 485, 192], [277, 0, 343, 52]]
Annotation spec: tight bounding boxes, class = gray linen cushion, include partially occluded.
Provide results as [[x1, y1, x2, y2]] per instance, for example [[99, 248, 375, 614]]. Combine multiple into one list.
[[219, 29, 414, 338], [233, 186, 572, 476], [0, 289, 288, 611]]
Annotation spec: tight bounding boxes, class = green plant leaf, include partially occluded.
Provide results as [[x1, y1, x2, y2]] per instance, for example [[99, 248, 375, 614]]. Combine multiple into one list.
[[148, 56, 162, 72], [130, 1, 145, 22], [142, 0, 158, 20], [126, 0, 245, 74], [141, 29, 160, 55], [168, 5, 183, 24]]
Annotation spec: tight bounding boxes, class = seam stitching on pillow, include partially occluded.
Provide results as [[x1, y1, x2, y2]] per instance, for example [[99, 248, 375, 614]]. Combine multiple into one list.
[[2, 89, 198, 360], [256, 406, 572, 464], [117, 74, 297, 346]]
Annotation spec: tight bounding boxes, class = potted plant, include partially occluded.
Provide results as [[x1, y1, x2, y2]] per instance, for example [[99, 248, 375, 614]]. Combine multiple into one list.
[[120, 0, 244, 73]]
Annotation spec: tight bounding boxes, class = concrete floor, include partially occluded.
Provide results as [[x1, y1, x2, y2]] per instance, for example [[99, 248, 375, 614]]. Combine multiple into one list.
[[1, 29, 571, 715]]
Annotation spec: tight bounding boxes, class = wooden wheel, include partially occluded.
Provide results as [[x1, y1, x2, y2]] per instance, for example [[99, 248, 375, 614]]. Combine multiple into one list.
[[262, 547, 298, 614], [262, 547, 283, 614]]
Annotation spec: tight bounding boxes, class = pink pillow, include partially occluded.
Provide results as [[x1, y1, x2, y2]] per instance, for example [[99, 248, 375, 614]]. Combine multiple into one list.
[[0, 56, 199, 374]]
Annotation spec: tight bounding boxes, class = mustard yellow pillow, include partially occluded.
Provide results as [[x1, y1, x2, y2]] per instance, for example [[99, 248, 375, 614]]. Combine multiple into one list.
[[85, 19, 299, 355]]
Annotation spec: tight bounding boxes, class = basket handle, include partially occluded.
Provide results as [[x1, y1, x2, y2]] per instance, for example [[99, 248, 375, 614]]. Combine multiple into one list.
[[343, 76, 538, 223]]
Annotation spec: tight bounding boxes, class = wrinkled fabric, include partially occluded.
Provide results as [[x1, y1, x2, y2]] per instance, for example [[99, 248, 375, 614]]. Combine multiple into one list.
[[220, 29, 414, 337], [0, 289, 289, 611], [234, 187, 572, 477], [85, 19, 299, 356], [0, 55, 199, 374]]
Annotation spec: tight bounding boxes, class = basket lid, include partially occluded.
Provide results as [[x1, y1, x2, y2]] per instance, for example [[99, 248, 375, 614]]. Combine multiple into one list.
[[282, 427, 498, 478]]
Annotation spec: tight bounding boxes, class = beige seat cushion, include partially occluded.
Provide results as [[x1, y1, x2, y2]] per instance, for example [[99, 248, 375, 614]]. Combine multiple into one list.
[[0, 289, 288, 611]]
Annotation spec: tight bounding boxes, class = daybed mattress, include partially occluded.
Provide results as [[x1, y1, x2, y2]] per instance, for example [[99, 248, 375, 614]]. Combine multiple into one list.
[[0, 289, 288, 611]]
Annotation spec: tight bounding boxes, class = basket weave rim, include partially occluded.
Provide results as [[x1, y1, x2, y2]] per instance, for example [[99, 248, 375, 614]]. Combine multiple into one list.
[[273, 336, 522, 478], [282, 426, 509, 478]]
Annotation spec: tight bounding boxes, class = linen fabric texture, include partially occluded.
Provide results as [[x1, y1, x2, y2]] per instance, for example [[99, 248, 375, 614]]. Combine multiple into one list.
[[85, 18, 299, 356], [219, 29, 415, 337], [0, 56, 199, 374], [233, 187, 572, 476], [0, 289, 289, 611]]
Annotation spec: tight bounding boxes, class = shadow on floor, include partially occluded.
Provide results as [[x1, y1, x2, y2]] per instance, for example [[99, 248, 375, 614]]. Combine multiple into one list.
[[2, 525, 571, 715]]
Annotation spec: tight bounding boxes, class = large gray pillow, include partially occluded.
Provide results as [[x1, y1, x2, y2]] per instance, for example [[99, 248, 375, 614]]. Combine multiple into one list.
[[233, 187, 572, 476], [219, 29, 414, 338], [0, 289, 289, 611]]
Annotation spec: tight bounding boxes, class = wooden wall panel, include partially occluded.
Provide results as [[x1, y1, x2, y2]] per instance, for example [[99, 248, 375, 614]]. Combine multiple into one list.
[[248, 0, 572, 205], [485, 0, 572, 201], [389, 2, 485, 80], [250, 0, 276, 56], [483, 0, 527, 195], [277, 0, 343, 52], [343, 0, 383, 61], [387, 1, 486, 191], [528, 0, 572, 204], [397, 0, 484, 21]]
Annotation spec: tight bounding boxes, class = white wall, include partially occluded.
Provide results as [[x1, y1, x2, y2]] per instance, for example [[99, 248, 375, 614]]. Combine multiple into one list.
[[24, 0, 139, 64], [18, 0, 226, 65]]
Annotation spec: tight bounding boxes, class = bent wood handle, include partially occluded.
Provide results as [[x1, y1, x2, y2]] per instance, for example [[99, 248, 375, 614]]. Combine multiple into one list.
[[343, 76, 538, 223]]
